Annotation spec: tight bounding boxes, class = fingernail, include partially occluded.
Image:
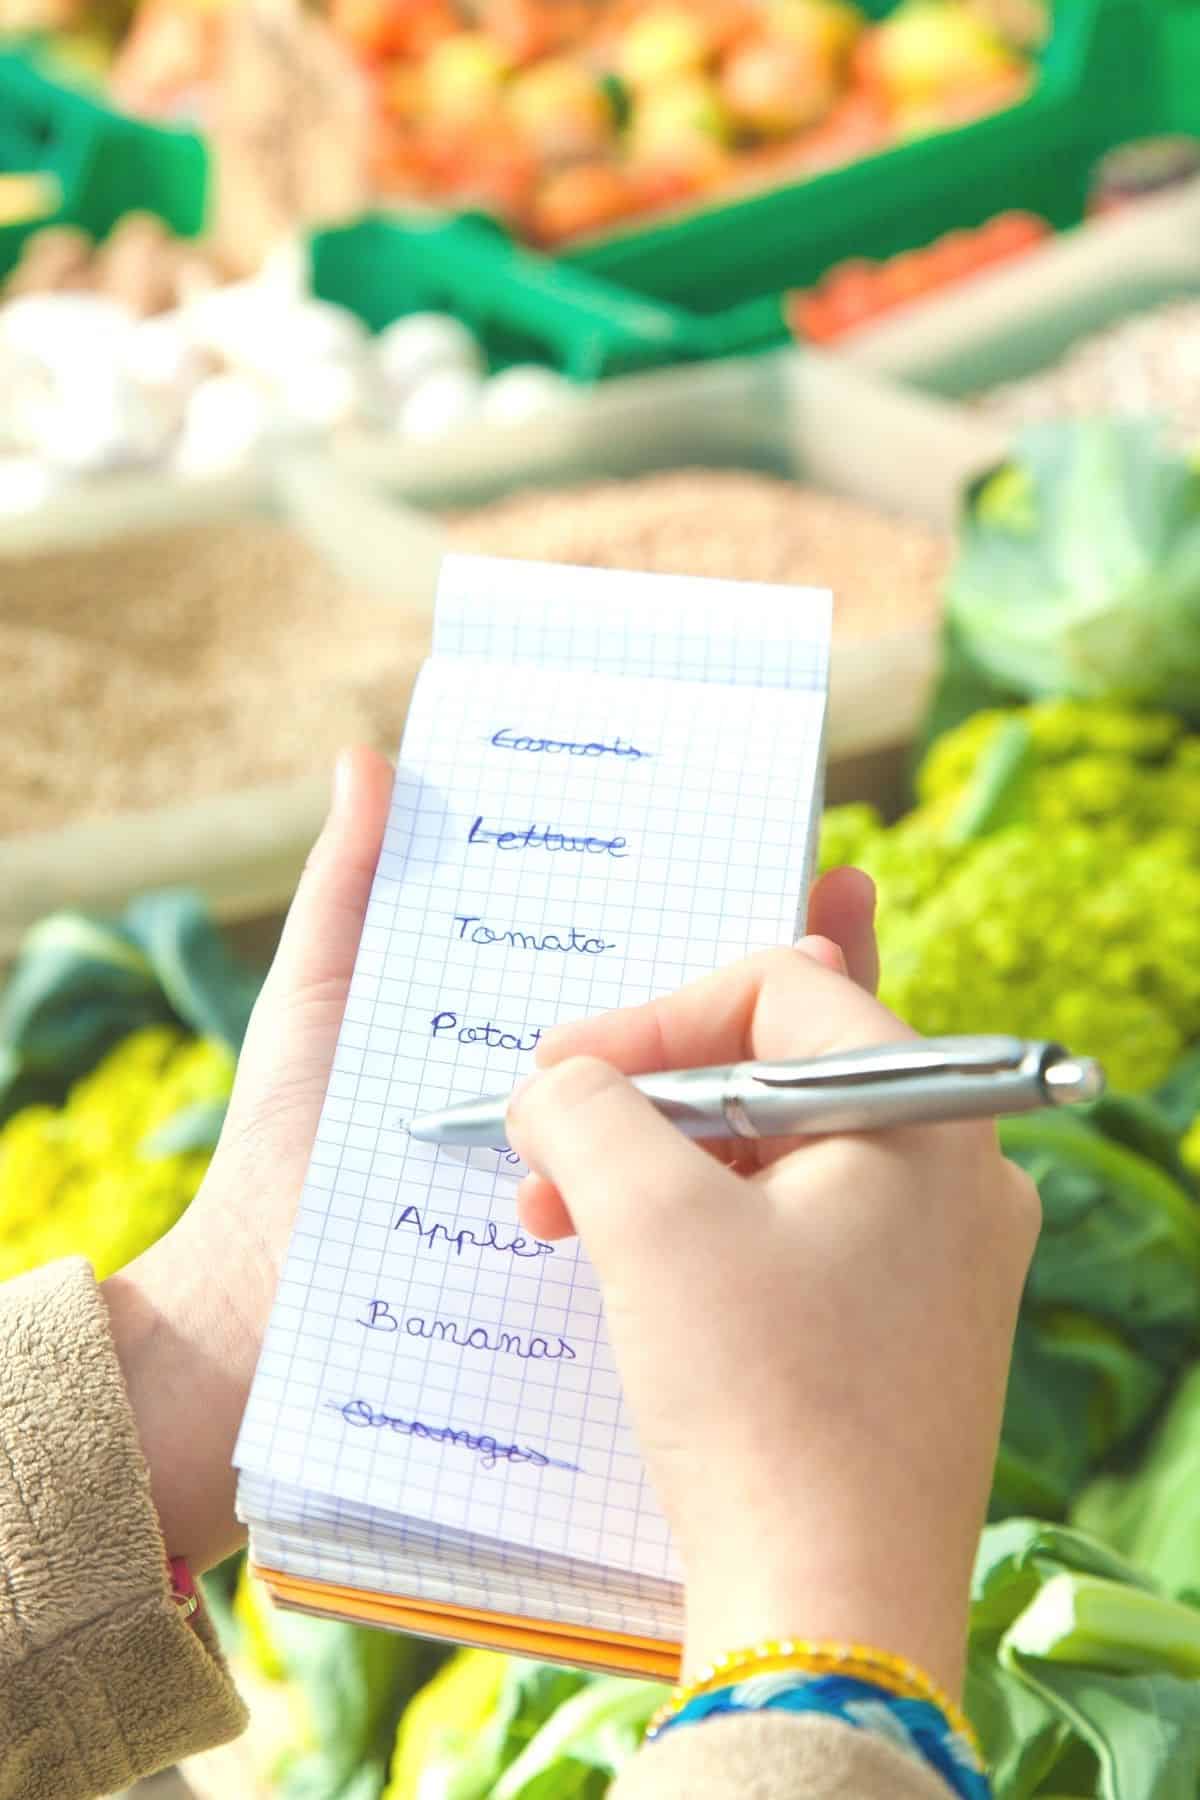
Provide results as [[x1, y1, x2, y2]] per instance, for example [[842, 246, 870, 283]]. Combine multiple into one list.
[[797, 935, 847, 975]]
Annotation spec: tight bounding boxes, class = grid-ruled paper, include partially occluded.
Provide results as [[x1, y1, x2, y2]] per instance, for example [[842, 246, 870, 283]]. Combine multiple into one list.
[[236, 555, 830, 1586]]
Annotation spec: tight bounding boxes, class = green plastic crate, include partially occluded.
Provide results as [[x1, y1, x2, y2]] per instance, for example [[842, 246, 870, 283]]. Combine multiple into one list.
[[0, 49, 205, 278], [560, 0, 1187, 354], [309, 212, 708, 379]]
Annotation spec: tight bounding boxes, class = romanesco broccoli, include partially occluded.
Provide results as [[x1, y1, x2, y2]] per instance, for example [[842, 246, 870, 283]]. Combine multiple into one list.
[[821, 701, 1200, 1092], [0, 1024, 233, 1282]]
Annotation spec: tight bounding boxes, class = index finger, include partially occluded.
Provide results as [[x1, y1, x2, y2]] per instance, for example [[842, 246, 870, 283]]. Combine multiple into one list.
[[535, 940, 908, 1080], [515, 947, 912, 1240]]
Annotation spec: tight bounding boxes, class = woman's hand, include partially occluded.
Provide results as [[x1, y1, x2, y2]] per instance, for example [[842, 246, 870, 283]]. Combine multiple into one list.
[[507, 934, 1040, 1698]]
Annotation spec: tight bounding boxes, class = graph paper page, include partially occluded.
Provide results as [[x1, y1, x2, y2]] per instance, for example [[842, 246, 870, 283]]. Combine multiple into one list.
[[237, 555, 830, 1583]]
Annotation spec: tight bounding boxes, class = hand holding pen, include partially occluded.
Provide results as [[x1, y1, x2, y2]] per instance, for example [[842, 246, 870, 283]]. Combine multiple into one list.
[[409, 881, 1046, 1699]]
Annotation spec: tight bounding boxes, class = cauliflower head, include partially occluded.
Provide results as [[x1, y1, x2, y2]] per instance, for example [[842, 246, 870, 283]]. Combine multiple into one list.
[[0, 1024, 234, 1282], [821, 701, 1200, 1092]]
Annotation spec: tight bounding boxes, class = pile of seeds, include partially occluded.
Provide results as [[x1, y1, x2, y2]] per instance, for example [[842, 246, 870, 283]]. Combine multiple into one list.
[[447, 468, 950, 641], [0, 519, 429, 835]]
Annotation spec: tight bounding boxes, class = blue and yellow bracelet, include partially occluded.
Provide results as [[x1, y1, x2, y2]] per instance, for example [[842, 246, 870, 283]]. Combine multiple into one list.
[[645, 1641, 990, 1800]]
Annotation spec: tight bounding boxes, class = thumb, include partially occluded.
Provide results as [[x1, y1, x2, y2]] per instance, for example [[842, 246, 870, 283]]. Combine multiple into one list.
[[264, 744, 394, 1003], [230, 745, 392, 1124], [507, 1056, 739, 1275]]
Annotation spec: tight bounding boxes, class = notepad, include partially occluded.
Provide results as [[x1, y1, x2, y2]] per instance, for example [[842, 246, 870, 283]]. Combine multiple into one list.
[[235, 553, 832, 1679]]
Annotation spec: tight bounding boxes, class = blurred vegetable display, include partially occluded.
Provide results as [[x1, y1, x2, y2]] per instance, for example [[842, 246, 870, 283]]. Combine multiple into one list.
[[86, 0, 1044, 244]]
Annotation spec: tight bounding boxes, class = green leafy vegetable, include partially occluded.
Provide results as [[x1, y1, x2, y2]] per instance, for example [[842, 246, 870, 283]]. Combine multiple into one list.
[[492, 1677, 666, 1799], [991, 1104, 1200, 1518], [966, 1519, 1200, 1800], [1075, 1363, 1200, 1605], [385, 1652, 595, 1800], [123, 890, 258, 1048], [926, 420, 1200, 747], [0, 889, 259, 1123]]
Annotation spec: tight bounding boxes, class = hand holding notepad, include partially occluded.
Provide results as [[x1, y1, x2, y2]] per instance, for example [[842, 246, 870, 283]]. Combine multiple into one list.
[[235, 552, 835, 1673]]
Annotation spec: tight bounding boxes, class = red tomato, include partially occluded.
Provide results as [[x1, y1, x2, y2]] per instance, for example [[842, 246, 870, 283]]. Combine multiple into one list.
[[329, 0, 428, 61], [531, 162, 640, 244], [821, 259, 884, 330], [876, 248, 938, 310], [976, 210, 1050, 261], [921, 232, 985, 288], [787, 289, 842, 342], [792, 90, 890, 174], [629, 163, 708, 212]]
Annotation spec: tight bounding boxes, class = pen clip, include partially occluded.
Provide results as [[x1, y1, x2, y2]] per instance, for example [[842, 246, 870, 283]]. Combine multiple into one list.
[[747, 1035, 1044, 1090]]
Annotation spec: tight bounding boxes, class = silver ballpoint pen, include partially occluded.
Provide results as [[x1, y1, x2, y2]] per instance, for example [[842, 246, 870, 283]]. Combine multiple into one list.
[[405, 1035, 1106, 1148]]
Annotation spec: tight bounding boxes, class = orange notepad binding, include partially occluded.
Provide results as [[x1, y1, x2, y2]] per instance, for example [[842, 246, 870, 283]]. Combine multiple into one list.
[[253, 1565, 682, 1681]]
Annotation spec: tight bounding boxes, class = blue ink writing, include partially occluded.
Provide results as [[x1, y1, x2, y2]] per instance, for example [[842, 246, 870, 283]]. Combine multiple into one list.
[[493, 1146, 524, 1168], [454, 915, 615, 956], [392, 1204, 552, 1259], [332, 1398, 576, 1471], [405, 1313, 576, 1361], [430, 1011, 543, 1053], [468, 816, 628, 858], [360, 1299, 398, 1329], [490, 726, 651, 762]]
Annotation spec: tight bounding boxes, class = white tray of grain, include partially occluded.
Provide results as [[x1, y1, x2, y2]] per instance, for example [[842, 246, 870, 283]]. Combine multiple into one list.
[[0, 459, 443, 961], [0, 349, 998, 961]]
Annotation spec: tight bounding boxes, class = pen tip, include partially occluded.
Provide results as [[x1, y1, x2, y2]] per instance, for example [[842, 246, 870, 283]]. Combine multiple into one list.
[[1044, 1054, 1106, 1106]]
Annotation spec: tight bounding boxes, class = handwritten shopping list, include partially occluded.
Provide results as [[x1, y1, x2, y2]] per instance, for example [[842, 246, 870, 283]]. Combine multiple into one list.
[[236, 556, 830, 1583]]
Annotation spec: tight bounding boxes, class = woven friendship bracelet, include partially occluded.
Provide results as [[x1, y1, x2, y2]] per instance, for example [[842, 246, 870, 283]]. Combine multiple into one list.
[[647, 1672, 991, 1800], [646, 1638, 981, 1754]]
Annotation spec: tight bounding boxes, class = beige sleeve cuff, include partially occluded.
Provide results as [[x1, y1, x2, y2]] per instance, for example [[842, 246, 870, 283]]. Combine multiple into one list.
[[0, 1258, 247, 1800], [611, 1710, 955, 1800]]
